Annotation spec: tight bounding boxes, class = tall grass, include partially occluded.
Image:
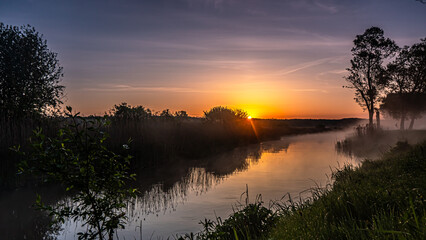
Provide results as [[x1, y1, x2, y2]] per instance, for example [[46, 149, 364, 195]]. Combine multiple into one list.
[[106, 116, 359, 167], [0, 116, 60, 188], [177, 191, 278, 240]]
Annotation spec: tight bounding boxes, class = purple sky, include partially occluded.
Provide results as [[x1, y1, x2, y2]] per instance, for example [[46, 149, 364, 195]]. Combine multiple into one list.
[[1, 0, 425, 118]]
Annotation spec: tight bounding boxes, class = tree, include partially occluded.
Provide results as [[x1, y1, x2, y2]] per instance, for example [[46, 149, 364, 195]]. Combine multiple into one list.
[[381, 93, 426, 130], [204, 106, 248, 123], [405, 39, 426, 129], [174, 110, 189, 118], [110, 102, 152, 121], [0, 23, 64, 118], [381, 39, 426, 129], [345, 27, 398, 128]]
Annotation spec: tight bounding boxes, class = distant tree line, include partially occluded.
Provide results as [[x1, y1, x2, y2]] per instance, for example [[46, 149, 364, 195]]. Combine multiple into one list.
[[345, 27, 426, 130], [109, 102, 248, 123]]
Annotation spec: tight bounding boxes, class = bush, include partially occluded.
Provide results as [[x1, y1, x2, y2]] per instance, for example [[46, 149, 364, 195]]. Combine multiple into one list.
[[15, 107, 136, 240]]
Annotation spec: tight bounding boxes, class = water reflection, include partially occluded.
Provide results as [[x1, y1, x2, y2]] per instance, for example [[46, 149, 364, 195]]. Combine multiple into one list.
[[0, 185, 63, 239], [129, 141, 290, 217]]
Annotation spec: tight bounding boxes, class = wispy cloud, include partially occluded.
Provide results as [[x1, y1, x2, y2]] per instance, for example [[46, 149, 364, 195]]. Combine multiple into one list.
[[81, 84, 222, 93], [269, 56, 346, 77], [313, 0, 339, 14], [290, 88, 329, 93]]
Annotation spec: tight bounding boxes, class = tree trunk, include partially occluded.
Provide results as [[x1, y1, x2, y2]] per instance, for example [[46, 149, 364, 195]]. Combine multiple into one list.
[[368, 108, 374, 129], [400, 113, 406, 131], [376, 110, 381, 129], [408, 116, 415, 130]]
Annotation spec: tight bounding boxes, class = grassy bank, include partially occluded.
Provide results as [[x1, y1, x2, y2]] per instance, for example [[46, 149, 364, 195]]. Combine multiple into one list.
[[183, 139, 425, 240]]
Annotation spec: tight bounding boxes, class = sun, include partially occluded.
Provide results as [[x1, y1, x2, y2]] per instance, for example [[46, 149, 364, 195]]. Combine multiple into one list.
[[247, 116, 252, 120]]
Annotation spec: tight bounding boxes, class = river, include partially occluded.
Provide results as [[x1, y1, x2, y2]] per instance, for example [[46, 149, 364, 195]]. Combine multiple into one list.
[[1, 129, 360, 239]]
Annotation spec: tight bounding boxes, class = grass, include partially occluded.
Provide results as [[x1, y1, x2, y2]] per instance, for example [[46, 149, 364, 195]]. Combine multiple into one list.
[[177, 193, 278, 240], [179, 138, 426, 240]]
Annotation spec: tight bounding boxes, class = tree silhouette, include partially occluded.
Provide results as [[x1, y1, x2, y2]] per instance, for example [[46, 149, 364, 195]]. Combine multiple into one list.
[[204, 106, 248, 123], [0, 23, 64, 118], [345, 27, 398, 128], [381, 93, 426, 130], [381, 39, 426, 129], [111, 102, 152, 120]]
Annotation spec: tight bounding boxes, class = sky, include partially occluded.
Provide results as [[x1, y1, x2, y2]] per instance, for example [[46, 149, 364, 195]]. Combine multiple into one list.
[[1, 0, 425, 118]]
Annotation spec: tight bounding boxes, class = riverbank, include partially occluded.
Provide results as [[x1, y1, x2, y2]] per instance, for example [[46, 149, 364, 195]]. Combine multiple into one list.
[[182, 137, 426, 239]]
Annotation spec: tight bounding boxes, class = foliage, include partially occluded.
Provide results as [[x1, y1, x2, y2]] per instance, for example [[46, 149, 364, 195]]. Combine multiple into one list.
[[345, 27, 398, 127], [0, 23, 64, 118], [15, 107, 136, 240], [204, 106, 248, 123]]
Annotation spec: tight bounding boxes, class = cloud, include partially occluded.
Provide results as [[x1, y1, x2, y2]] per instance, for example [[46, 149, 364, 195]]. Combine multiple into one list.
[[313, 0, 339, 14], [270, 56, 346, 77], [81, 84, 224, 94], [290, 88, 329, 93]]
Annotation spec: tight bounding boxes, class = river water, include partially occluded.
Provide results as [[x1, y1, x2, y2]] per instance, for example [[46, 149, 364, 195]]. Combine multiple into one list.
[[1, 130, 360, 239]]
